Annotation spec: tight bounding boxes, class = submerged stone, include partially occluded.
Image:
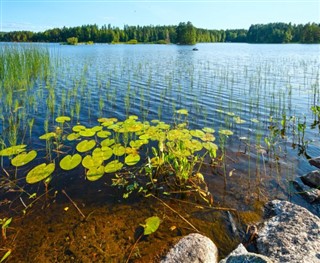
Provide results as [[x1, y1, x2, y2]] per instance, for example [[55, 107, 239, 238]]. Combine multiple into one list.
[[301, 170, 320, 189], [257, 200, 320, 263], [219, 244, 272, 263], [309, 157, 320, 169], [160, 233, 218, 263]]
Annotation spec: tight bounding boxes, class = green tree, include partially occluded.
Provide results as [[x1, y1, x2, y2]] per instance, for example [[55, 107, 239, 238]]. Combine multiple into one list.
[[176, 21, 196, 45]]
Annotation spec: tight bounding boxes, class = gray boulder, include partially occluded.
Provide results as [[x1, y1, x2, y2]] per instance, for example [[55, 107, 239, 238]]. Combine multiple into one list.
[[219, 244, 272, 263], [291, 179, 320, 203], [257, 200, 320, 263], [160, 233, 218, 263], [301, 170, 320, 188]]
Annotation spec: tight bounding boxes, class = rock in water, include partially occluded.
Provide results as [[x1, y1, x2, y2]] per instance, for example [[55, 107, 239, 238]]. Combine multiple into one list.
[[257, 200, 320, 263], [160, 233, 218, 263], [301, 170, 320, 189], [309, 157, 320, 169], [219, 243, 273, 263]]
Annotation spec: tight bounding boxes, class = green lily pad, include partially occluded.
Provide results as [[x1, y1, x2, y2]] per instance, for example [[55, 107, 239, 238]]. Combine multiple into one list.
[[82, 154, 104, 169], [96, 130, 111, 138], [113, 144, 126, 156], [79, 129, 96, 137], [129, 140, 148, 149], [91, 126, 103, 132], [55, 116, 71, 123], [251, 118, 259, 123], [0, 145, 27, 156], [141, 216, 161, 235], [176, 109, 188, 115], [201, 133, 215, 142], [76, 140, 96, 153], [203, 142, 218, 151], [128, 115, 139, 120], [190, 129, 205, 138], [11, 150, 37, 167], [202, 127, 215, 133], [86, 166, 105, 181], [185, 139, 203, 152], [26, 163, 55, 184], [60, 154, 82, 170], [125, 153, 140, 166], [93, 147, 113, 161], [105, 160, 123, 173], [234, 116, 246, 124], [101, 138, 115, 147], [67, 133, 81, 141], [219, 129, 234, 136], [39, 132, 56, 140], [72, 125, 86, 132]]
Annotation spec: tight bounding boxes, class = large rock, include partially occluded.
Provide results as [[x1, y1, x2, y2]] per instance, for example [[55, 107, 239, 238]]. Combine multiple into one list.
[[309, 157, 320, 169], [291, 179, 320, 203], [219, 243, 272, 263], [160, 233, 218, 263], [257, 200, 320, 263], [301, 170, 320, 188]]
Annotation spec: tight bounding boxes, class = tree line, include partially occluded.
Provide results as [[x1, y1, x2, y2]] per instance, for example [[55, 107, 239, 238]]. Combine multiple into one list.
[[0, 21, 319, 44]]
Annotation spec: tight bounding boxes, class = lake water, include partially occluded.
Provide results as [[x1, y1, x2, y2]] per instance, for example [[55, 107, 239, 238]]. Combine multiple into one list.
[[0, 42, 320, 261]]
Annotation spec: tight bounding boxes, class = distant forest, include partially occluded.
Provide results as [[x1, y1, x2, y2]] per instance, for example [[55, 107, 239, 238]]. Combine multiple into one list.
[[0, 21, 319, 44]]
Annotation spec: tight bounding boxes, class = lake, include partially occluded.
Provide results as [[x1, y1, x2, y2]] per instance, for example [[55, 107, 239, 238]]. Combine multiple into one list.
[[0, 42, 319, 261]]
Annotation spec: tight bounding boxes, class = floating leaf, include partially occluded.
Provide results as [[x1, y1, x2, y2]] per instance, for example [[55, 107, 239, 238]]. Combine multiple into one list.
[[0, 145, 26, 156], [93, 147, 113, 161], [219, 129, 234, 136], [39, 132, 56, 140], [251, 118, 259, 123], [91, 126, 103, 132], [234, 116, 246, 124], [113, 144, 126, 156], [101, 138, 115, 147], [105, 160, 123, 173], [55, 116, 71, 123], [125, 154, 140, 166], [185, 139, 203, 152], [190, 129, 205, 138], [82, 155, 104, 169], [141, 216, 161, 235], [202, 127, 215, 133], [86, 166, 105, 181], [96, 130, 111, 138], [59, 154, 82, 170], [176, 109, 188, 115], [130, 140, 148, 149], [129, 115, 138, 120], [201, 133, 215, 142], [226, 112, 235, 117], [26, 163, 55, 184], [67, 133, 81, 141], [76, 140, 96, 153], [11, 150, 37, 167], [79, 129, 96, 137], [72, 125, 86, 132]]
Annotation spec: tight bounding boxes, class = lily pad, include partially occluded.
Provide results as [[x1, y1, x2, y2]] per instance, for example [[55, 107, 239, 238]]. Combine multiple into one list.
[[76, 140, 96, 153], [234, 116, 246, 124], [67, 133, 81, 141], [105, 160, 123, 173], [11, 150, 37, 167], [55, 116, 71, 123], [141, 216, 161, 235], [72, 125, 86, 132], [201, 133, 215, 142], [113, 144, 126, 156], [96, 130, 111, 138], [82, 154, 104, 169], [190, 129, 205, 138], [176, 109, 188, 115], [129, 140, 148, 149], [39, 132, 56, 140], [26, 163, 55, 184], [185, 139, 203, 152], [91, 126, 103, 132], [93, 147, 113, 161], [202, 127, 215, 133], [0, 145, 27, 156], [219, 129, 234, 136], [86, 166, 105, 181], [101, 138, 115, 147], [125, 153, 140, 166], [60, 154, 82, 170], [79, 129, 96, 137]]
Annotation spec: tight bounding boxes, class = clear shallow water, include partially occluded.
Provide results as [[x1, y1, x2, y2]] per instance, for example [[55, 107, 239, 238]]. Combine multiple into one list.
[[1, 42, 320, 203]]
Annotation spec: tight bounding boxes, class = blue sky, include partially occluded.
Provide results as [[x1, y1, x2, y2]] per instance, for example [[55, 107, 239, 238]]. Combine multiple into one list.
[[1, 0, 319, 32]]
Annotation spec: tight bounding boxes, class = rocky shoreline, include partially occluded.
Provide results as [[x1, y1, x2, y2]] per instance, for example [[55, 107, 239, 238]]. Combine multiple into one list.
[[161, 199, 320, 263]]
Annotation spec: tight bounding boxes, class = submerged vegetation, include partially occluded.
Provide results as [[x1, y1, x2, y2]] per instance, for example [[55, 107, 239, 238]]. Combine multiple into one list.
[[0, 41, 319, 261]]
